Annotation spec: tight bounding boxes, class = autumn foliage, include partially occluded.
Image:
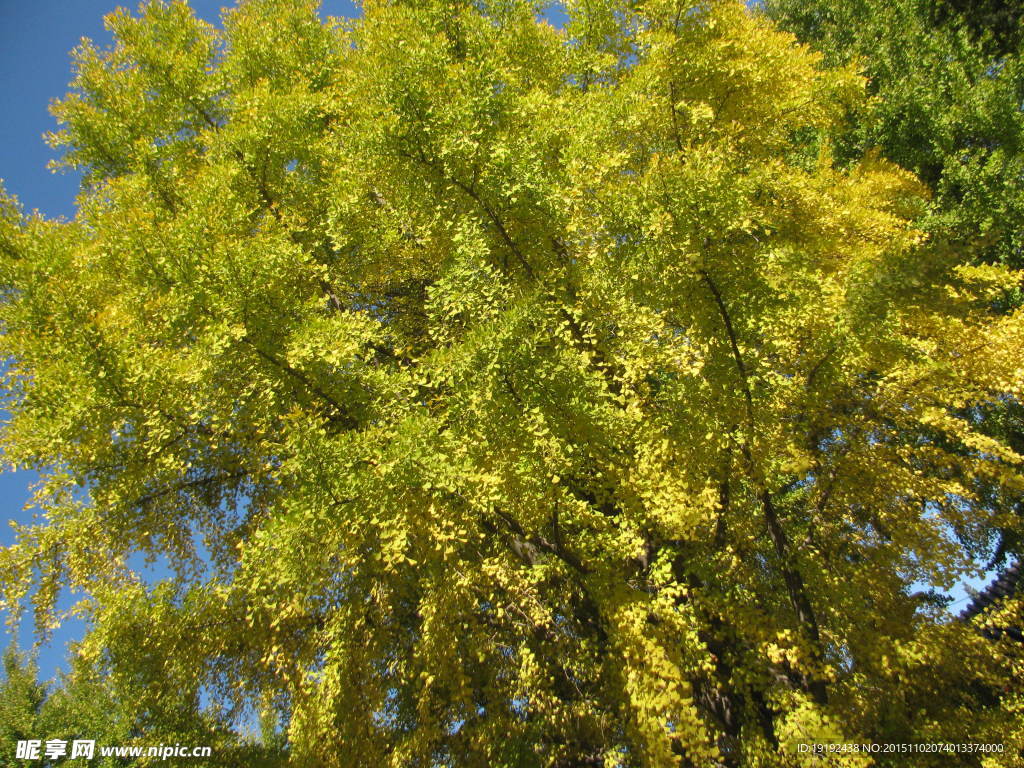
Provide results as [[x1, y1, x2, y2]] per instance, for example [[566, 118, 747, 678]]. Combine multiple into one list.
[[1, 1, 1023, 766]]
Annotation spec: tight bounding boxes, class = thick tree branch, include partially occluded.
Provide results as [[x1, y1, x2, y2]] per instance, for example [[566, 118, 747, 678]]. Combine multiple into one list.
[[700, 267, 828, 705], [493, 507, 590, 575]]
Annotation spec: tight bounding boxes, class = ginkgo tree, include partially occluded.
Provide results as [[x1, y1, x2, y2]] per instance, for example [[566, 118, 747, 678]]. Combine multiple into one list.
[[1, 0, 1023, 766], [764, 0, 1024, 571]]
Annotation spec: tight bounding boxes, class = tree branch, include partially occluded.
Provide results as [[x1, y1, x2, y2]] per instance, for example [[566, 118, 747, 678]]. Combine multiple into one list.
[[700, 267, 828, 705]]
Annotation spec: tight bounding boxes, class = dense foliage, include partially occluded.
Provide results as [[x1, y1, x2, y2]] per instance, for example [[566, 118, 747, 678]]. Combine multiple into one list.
[[0, 645, 282, 767], [765, 0, 1024, 277], [0, 646, 129, 767], [763, 0, 1024, 586], [1, 0, 1023, 765]]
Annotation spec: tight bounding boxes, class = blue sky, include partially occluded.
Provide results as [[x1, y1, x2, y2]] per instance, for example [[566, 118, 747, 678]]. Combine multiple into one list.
[[1, 0, 220, 220]]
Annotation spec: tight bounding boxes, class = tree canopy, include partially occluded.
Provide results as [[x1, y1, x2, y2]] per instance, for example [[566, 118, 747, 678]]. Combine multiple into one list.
[[765, 0, 1024, 278], [764, 0, 1024, 594], [0, 646, 129, 768], [1, 0, 1023, 766], [0, 644, 282, 767]]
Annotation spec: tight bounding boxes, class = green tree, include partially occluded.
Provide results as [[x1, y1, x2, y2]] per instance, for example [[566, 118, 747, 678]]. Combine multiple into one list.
[[929, 0, 1022, 58], [0, 643, 285, 767], [0, 647, 46, 766], [763, 0, 1024, 276], [1, 0, 1023, 765], [0, 646, 129, 767], [762, 0, 1024, 573]]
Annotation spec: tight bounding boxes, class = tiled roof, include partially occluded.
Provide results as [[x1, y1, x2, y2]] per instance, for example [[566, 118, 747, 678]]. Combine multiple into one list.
[[959, 560, 1022, 642]]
